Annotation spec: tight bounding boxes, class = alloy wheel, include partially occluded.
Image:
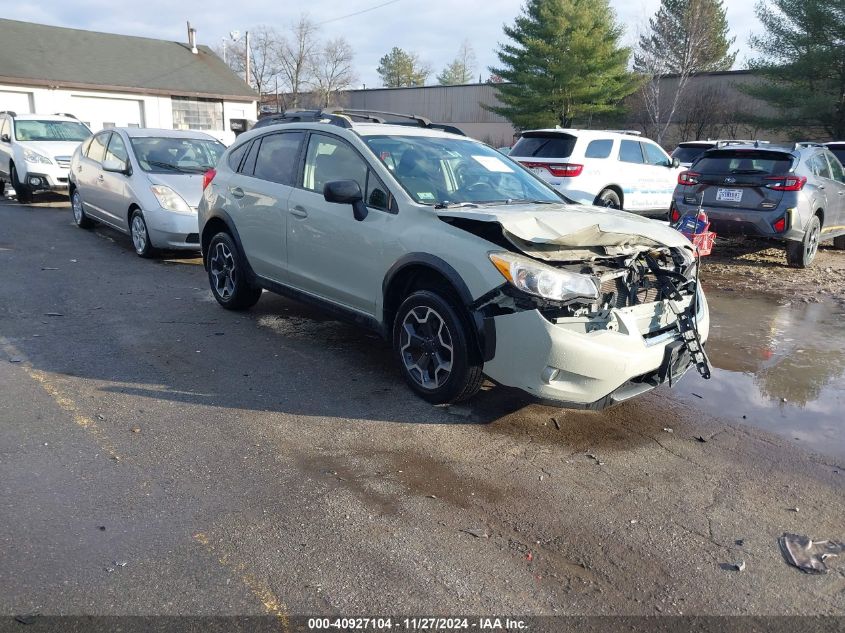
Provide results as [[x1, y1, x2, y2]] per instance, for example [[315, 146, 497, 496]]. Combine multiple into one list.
[[131, 215, 148, 254], [209, 241, 236, 300], [72, 192, 83, 224], [806, 224, 820, 261], [399, 306, 454, 389]]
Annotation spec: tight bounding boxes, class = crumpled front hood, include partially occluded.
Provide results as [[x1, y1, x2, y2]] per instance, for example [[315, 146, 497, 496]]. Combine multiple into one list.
[[436, 202, 692, 260]]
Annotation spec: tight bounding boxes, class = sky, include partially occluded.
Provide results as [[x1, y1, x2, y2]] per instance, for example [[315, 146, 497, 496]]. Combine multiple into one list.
[[1, 0, 762, 89]]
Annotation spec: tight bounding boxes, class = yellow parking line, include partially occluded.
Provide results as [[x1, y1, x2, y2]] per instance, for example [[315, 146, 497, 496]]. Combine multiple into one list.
[[193, 532, 290, 631], [821, 225, 845, 233], [1, 337, 121, 460]]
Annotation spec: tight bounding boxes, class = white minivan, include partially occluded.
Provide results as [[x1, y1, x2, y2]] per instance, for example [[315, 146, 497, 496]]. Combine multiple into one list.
[[509, 129, 682, 217]]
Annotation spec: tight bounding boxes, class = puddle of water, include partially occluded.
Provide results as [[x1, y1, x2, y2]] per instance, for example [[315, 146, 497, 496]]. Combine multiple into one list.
[[675, 292, 845, 460]]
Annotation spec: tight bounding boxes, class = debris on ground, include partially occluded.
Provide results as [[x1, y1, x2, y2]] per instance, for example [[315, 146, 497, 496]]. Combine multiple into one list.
[[114, 560, 128, 567], [551, 417, 561, 430], [585, 453, 605, 465], [460, 527, 489, 538], [40, 267, 58, 271], [663, 427, 673, 433], [692, 393, 703, 399], [44, 312, 63, 317], [9, 356, 23, 363], [787, 507, 800, 513], [779, 533, 845, 574], [130, 427, 141, 433], [15, 614, 38, 625], [694, 435, 707, 443]]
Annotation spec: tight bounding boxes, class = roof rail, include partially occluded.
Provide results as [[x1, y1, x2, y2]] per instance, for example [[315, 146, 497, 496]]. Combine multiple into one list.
[[602, 129, 642, 136], [327, 108, 467, 136], [53, 112, 78, 119], [0, 110, 17, 117]]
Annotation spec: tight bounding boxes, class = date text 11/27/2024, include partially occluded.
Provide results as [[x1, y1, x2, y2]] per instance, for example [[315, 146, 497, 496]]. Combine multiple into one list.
[[307, 617, 529, 630]]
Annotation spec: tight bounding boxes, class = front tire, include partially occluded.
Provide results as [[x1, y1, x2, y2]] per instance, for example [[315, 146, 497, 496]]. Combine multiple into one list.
[[392, 290, 484, 404], [207, 232, 262, 310], [71, 189, 94, 229], [596, 188, 621, 210], [786, 215, 820, 268], [10, 164, 32, 204]]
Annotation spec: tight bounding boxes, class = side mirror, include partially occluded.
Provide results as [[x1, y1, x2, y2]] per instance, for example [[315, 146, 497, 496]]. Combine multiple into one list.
[[102, 158, 131, 176], [671, 157, 681, 168], [0, 133, 9, 143], [324, 179, 368, 221]]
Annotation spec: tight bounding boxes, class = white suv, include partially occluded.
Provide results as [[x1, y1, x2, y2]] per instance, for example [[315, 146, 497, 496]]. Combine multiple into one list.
[[509, 129, 682, 217], [0, 112, 92, 203]]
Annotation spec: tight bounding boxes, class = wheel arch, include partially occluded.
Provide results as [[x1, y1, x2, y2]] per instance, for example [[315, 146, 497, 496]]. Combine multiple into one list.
[[595, 185, 624, 208], [200, 211, 253, 278], [382, 254, 494, 362]]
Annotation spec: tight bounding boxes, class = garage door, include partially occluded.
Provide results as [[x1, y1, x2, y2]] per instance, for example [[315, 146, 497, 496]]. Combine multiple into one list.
[[70, 96, 144, 132], [0, 90, 34, 114]]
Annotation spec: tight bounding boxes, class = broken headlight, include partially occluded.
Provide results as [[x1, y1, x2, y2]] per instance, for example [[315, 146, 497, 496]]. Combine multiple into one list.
[[489, 252, 599, 303]]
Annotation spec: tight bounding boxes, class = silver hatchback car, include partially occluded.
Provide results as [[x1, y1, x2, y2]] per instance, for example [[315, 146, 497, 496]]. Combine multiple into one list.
[[69, 128, 225, 257]]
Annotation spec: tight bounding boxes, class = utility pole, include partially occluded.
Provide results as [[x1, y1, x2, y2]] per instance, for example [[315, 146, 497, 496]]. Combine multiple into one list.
[[245, 30, 251, 88], [275, 77, 280, 113], [222, 38, 227, 64]]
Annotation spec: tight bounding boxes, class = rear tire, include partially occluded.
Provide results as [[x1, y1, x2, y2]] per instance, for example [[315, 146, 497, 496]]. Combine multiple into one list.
[[392, 289, 484, 404], [207, 232, 262, 310], [71, 189, 94, 229], [11, 164, 32, 204], [596, 188, 621, 210], [786, 215, 821, 268], [834, 235, 845, 250]]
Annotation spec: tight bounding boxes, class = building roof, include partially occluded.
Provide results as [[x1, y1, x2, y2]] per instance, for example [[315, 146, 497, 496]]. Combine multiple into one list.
[[0, 19, 257, 102]]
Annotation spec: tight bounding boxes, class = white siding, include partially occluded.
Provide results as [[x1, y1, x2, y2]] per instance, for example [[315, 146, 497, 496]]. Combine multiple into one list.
[[0, 89, 34, 114]]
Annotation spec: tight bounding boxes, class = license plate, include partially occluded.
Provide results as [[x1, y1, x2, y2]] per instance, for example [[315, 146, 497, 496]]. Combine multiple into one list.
[[716, 188, 743, 202]]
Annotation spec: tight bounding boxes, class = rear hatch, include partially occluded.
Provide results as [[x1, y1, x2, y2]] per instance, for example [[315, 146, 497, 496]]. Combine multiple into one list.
[[509, 132, 580, 180], [684, 149, 796, 210]]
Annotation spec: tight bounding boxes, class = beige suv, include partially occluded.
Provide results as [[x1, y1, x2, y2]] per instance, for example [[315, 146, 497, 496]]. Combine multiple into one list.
[[198, 110, 710, 408]]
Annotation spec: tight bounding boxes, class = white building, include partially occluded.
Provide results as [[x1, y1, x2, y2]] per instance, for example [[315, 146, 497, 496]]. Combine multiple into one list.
[[0, 19, 257, 144]]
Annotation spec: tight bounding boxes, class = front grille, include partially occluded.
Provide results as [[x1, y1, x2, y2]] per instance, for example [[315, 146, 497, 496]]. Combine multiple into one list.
[[54, 156, 71, 168]]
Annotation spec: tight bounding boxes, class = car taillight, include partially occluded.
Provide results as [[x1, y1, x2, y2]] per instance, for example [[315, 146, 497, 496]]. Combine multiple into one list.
[[670, 205, 681, 223], [765, 175, 806, 191], [547, 163, 583, 177], [518, 161, 582, 177], [202, 168, 216, 191], [773, 216, 787, 232], [678, 171, 699, 185]]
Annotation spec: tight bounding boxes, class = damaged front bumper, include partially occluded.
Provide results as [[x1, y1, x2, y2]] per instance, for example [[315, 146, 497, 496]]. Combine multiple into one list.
[[482, 288, 709, 409]]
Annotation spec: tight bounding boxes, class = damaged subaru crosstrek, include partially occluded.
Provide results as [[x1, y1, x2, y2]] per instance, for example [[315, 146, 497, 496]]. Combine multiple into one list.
[[198, 111, 710, 408]]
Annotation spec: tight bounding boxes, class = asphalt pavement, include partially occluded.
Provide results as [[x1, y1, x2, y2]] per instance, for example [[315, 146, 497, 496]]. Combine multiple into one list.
[[1, 197, 844, 626]]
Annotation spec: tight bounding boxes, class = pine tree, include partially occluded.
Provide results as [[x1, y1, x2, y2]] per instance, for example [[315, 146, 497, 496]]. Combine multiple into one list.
[[488, 0, 637, 129], [376, 47, 431, 88], [744, 0, 845, 138]]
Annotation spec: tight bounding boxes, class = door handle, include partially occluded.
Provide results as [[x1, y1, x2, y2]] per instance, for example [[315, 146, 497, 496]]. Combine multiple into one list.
[[229, 186, 244, 199], [290, 206, 308, 218], [97, 174, 104, 182], [839, 191, 845, 196]]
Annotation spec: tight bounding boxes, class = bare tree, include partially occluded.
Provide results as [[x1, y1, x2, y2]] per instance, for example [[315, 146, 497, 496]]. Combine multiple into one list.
[[215, 26, 281, 96], [277, 15, 320, 108], [312, 37, 357, 107], [437, 40, 477, 85]]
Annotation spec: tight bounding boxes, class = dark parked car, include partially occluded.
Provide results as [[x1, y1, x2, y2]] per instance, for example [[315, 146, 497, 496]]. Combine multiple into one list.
[[671, 142, 845, 267]]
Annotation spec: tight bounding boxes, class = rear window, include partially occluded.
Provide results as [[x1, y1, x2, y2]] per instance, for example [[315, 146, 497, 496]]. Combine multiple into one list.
[[511, 133, 576, 158], [672, 144, 712, 163], [693, 150, 794, 175]]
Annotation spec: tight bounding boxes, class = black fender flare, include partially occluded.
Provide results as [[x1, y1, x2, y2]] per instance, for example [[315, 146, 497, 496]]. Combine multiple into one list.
[[382, 253, 496, 362], [201, 211, 256, 282]]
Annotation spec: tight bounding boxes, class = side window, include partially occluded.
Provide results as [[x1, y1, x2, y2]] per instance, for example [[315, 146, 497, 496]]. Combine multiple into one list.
[[825, 152, 845, 183], [241, 139, 261, 176], [86, 132, 109, 163], [227, 141, 249, 171], [105, 133, 128, 164], [302, 133, 367, 194], [642, 142, 669, 166], [618, 140, 645, 164], [80, 136, 94, 156], [809, 154, 832, 179], [252, 132, 304, 185], [366, 170, 393, 211], [584, 139, 613, 159]]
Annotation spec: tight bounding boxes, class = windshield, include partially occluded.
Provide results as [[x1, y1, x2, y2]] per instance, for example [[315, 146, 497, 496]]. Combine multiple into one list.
[[14, 120, 90, 142], [363, 135, 563, 206], [672, 145, 712, 164], [693, 150, 794, 175], [130, 136, 225, 173]]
